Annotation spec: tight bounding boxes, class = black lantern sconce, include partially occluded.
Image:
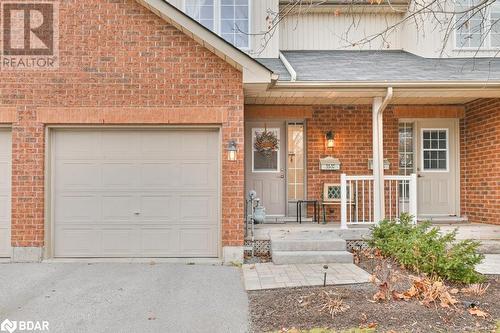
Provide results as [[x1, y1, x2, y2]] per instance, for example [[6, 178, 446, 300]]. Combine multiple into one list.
[[325, 131, 335, 149], [227, 140, 237, 161]]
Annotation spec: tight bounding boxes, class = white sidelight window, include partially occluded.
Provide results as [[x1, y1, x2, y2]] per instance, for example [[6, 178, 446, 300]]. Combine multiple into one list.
[[398, 122, 415, 201], [455, 0, 500, 48], [184, 0, 250, 49]]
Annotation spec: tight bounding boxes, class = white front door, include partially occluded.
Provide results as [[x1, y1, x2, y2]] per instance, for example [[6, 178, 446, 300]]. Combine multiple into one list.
[[245, 122, 287, 216], [415, 119, 459, 217], [0, 129, 11, 257]]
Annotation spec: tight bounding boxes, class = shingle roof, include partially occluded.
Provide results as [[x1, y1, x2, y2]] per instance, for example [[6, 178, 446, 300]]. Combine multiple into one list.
[[256, 50, 500, 82]]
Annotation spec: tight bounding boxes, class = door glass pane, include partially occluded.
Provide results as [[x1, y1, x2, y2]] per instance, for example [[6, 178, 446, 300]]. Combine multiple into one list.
[[252, 128, 280, 172], [398, 122, 414, 201], [422, 129, 448, 171], [287, 123, 304, 201]]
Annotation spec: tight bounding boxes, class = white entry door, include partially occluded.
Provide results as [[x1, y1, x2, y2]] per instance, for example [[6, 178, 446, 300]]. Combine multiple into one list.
[[0, 129, 11, 257], [416, 119, 458, 217], [52, 129, 220, 258], [245, 122, 287, 216]]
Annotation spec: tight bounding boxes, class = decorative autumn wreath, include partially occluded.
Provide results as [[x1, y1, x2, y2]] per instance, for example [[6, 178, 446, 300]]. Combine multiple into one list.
[[254, 128, 279, 157]]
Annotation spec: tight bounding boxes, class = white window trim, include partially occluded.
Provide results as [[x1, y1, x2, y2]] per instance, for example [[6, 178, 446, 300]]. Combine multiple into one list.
[[453, 0, 500, 50], [251, 127, 280, 173], [420, 128, 450, 173], [183, 0, 251, 51]]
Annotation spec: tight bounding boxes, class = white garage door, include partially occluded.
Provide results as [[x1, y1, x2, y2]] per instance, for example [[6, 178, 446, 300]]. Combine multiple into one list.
[[0, 129, 11, 257], [52, 129, 220, 258]]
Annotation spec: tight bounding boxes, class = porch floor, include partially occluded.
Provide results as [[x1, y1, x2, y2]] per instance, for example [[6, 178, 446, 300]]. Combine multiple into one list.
[[249, 222, 500, 242]]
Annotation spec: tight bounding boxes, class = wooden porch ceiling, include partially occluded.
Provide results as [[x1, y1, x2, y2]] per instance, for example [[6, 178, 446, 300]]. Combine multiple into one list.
[[244, 88, 500, 105]]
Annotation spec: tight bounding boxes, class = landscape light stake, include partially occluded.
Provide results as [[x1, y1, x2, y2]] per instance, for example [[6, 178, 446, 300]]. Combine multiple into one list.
[[323, 265, 329, 287]]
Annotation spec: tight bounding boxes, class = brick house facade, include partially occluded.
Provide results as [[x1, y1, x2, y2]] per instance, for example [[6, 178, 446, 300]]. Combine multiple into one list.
[[0, 0, 246, 260], [461, 100, 500, 225], [0, 0, 498, 262]]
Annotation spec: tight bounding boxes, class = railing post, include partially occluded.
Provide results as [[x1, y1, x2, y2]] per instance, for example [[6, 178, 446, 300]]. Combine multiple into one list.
[[409, 173, 418, 224], [340, 173, 348, 229]]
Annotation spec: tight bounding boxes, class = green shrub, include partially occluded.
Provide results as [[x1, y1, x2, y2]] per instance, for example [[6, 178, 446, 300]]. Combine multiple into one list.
[[368, 213, 485, 284]]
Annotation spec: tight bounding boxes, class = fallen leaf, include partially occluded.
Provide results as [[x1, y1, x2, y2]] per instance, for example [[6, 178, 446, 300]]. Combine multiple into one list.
[[368, 322, 378, 328], [469, 307, 489, 318], [450, 288, 459, 294], [373, 290, 386, 301]]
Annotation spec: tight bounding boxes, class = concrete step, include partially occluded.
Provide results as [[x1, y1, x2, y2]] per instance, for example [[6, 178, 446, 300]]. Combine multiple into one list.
[[271, 238, 346, 251], [272, 250, 353, 265], [478, 240, 500, 254]]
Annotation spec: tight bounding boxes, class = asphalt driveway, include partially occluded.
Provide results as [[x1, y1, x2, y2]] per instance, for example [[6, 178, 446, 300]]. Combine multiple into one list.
[[0, 262, 248, 333]]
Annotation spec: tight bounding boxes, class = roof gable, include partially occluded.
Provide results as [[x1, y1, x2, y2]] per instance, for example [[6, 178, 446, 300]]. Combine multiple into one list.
[[136, 0, 276, 84]]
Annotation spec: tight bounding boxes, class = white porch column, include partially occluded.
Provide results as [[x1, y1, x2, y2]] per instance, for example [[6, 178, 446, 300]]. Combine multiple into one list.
[[372, 97, 384, 224], [372, 87, 393, 224]]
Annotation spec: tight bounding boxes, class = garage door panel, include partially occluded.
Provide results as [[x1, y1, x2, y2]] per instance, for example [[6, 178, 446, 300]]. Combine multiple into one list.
[[180, 196, 216, 220], [180, 161, 217, 188], [0, 228, 10, 256], [140, 132, 177, 155], [102, 163, 139, 186], [0, 162, 9, 187], [53, 129, 220, 258], [181, 132, 218, 159], [101, 132, 141, 156], [56, 195, 98, 221], [140, 195, 175, 219], [54, 131, 99, 159], [102, 195, 135, 221], [56, 162, 100, 188], [101, 228, 140, 254], [141, 163, 178, 186], [0, 130, 11, 258], [179, 227, 217, 256], [55, 228, 100, 256], [141, 228, 179, 254]]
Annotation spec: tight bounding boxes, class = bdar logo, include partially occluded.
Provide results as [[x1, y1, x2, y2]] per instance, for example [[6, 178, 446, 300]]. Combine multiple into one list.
[[0, 319, 17, 333], [1, 1, 59, 70]]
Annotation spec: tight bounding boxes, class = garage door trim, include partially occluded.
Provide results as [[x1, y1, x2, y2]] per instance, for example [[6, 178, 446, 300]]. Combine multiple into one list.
[[46, 126, 222, 259]]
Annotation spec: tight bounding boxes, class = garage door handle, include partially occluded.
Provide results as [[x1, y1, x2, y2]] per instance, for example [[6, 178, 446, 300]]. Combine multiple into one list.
[[134, 212, 140, 215]]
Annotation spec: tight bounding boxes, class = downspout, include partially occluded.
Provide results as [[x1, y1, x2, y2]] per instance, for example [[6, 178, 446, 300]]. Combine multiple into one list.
[[372, 87, 393, 224]]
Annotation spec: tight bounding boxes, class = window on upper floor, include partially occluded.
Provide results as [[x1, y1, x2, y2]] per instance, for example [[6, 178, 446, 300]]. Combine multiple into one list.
[[455, 0, 500, 48], [184, 0, 250, 49]]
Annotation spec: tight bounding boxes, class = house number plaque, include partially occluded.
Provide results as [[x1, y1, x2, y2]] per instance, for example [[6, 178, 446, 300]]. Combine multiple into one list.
[[319, 157, 341, 171]]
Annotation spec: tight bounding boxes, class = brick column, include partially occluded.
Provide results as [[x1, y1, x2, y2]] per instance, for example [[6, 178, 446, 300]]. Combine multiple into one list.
[[11, 108, 45, 261], [221, 104, 245, 263]]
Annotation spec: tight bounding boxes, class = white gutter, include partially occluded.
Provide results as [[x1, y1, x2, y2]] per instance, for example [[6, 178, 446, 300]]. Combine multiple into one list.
[[279, 52, 297, 82], [272, 81, 500, 89], [372, 87, 393, 224]]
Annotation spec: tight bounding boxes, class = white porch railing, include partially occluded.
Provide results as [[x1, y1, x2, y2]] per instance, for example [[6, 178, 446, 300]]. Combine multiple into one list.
[[340, 173, 417, 229]]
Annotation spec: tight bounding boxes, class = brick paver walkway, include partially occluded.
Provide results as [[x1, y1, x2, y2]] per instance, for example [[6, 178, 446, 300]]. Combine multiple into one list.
[[242, 262, 371, 291]]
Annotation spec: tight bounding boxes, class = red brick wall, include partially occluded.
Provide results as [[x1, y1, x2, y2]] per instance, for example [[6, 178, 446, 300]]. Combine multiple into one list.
[[0, 0, 244, 248], [306, 105, 399, 221], [461, 99, 500, 225]]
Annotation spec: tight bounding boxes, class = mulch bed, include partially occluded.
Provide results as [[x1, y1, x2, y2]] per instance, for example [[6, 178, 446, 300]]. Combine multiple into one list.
[[248, 251, 500, 333]]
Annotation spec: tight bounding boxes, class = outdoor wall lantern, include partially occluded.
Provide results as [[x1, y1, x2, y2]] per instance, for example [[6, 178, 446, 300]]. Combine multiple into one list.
[[227, 140, 238, 161], [325, 131, 335, 149]]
